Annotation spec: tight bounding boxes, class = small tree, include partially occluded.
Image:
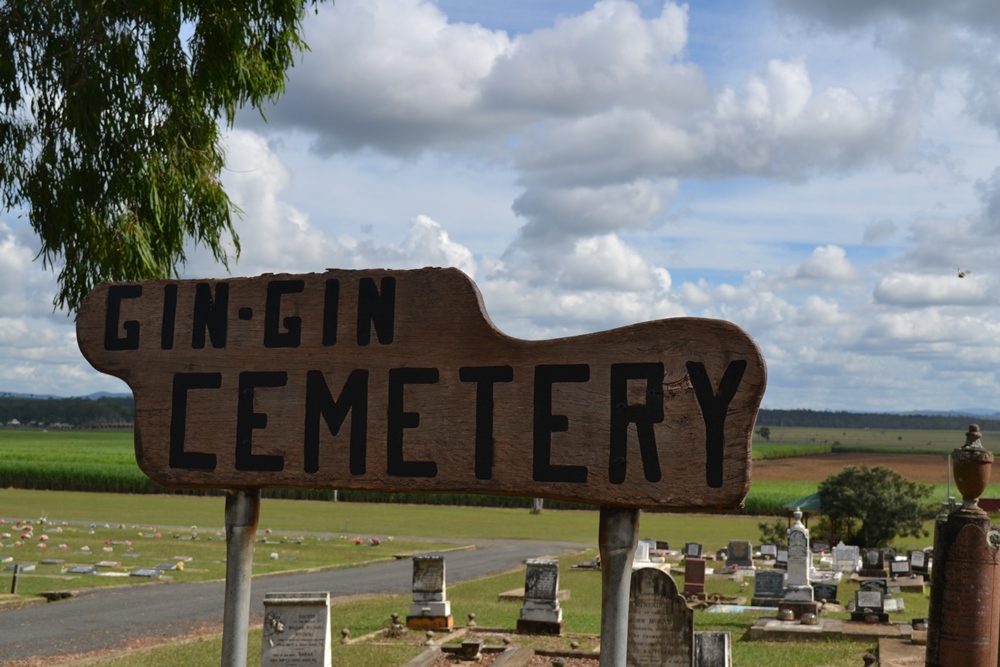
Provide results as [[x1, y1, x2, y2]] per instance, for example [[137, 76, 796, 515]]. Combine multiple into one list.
[[818, 465, 936, 548], [757, 426, 771, 441], [757, 517, 789, 548]]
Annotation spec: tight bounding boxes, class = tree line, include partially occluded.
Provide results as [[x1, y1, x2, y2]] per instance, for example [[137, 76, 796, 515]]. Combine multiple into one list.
[[0, 396, 134, 427], [756, 408, 1000, 432]]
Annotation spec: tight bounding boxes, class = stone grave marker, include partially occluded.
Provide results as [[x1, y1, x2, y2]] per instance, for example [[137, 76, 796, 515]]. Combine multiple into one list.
[[684, 543, 703, 559], [683, 557, 706, 599], [655, 540, 670, 551], [751, 569, 784, 606], [851, 588, 887, 622], [694, 631, 732, 667], [517, 559, 563, 635], [130, 568, 160, 578], [834, 543, 860, 573], [641, 538, 658, 553], [811, 582, 838, 602], [859, 548, 887, 577], [4, 564, 35, 572], [627, 567, 693, 667], [407, 555, 452, 630], [759, 543, 778, 560], [67, 565, 96, 574], [908, 549, 928, 576], [861, 579, 888, 595], [779, 509, 817, 619], [890, 559, 910, 577], [634, 540, 651, 564], [0, 556, 11, 564], [154, 562, 178, 571], [774, 549, 788, 570], [40, 559, 65, 565], [715, 547, 727, 562], [261, 592, 332, 667], [725, 540, 753, 568], [883, 596, 900, 613]]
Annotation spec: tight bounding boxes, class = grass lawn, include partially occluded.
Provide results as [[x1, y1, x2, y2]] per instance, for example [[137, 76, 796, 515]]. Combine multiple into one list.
[[754, 425, 1000, 452]]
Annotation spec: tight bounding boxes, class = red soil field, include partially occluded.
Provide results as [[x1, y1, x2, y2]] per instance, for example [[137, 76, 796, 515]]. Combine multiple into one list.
[[752, 452, 956, 484]]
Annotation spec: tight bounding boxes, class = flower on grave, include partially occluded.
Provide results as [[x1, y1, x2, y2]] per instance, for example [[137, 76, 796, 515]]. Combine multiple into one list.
[[269, 552, 279, 560], [369, 537, 381, 546], [58, 544, 68, 549], [39, 535, 48, 541], [81, 546, 90, 552], [103, 546, 113, 552], [20, 533, 30, 539], [352, 537, 364, 545], [37, 542, 46, 549], [176, 562, 184, 570], [155, 532, 161, 538], [125, 540, 132, 546], [265, 528, 272, 534], [105, 539, 111, 545], [0, 533, 9, 539]]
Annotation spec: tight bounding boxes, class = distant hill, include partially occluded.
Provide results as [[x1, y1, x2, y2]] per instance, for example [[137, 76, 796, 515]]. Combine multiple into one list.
[[756, 409, 1000, 432]]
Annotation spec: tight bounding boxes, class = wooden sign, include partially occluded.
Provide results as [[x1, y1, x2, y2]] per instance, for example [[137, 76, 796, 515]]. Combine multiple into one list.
[[77, 268, 765, 510]]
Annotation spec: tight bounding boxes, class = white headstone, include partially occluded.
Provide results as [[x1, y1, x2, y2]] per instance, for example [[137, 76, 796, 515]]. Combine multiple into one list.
[[409, 556, 451, 618], [519, 559, 562, 625], [261, 592, 332, 667], [783, 509, 813, 602], [634, 541, 651, 563]]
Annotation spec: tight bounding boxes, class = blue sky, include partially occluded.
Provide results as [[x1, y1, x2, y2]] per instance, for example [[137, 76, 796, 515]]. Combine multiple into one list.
[[4, 0, 1000, 413]]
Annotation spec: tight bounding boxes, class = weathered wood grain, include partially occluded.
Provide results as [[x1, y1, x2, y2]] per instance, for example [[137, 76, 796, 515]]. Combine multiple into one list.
[[76, 267, 765, 510]]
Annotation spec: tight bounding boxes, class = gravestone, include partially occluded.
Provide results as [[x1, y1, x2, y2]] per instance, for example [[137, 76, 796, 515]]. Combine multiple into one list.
[[684, 543, 703, 559], [811, 582, 838, 602], [908, 549, 928, 576], [67, 565, 96, 574], [627, 567, 693, 667], [634, 541, 651, 564], [725, 540, 753, 568], [774, 549, 788, 570], [129, 568, 160, 577], [261, 592, 332, 667], [407, 556, 453, 630], [833, 542, 860, 573], [715, 548, 727, 562], [655, 540, 670, 551], [759, 543, 778, 560], [851, 588, 887, 622], [683, 558, 706, 599], [778, 509, 818, 619], [694, 631, 732, 667], [751, 569, 784, 606], [889, 559, 910, 577], [641, 538, 658, 553], [859, 548, 887, 577], [516, 559, 563, 635]]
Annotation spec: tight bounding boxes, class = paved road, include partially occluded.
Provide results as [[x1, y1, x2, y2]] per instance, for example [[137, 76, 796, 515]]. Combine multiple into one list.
[[0, 539, 585, 665]]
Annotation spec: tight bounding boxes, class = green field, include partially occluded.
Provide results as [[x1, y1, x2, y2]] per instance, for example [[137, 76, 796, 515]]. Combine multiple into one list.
[[754, 425, 999, 452]]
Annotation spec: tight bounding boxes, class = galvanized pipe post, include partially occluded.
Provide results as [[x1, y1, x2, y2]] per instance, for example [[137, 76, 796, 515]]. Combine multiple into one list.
[[221, 489, 261, 667], [598, 506, 640, 667]]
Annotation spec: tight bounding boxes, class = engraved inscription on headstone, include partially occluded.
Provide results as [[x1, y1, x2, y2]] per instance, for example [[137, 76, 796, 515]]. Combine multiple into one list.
[[783, 511, 813, 602], [856, 590, 883, 611], [627, 568, 693, 667], [694, 631, 732, 667], [890, 560, 910, 576], [909, 550, 926, 569], [684, 543, 703, 559], [524, 560, 559, 602], [760, 544, 777, 559], [261, 592, 332, 667], [811, 583, 838, 602]]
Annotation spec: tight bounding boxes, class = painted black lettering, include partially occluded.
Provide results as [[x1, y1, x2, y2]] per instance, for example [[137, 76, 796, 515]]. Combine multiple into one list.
[[104, 285, 142, 351], [169, 373, 220, 470], [387, 367, 438, 477], [357, 277, 395, 345], [236, 371, 286, 472], [609, 363, 664, 484], [160, 284, 178, 350], [323, 279, 339, 346], [460, 366, 514, 480], [264, 279, 304, 348], [533, 364, 589, 483], [192, 282, 229, 349], [687, 360, 748, 488], [304, 369, 369, 474]]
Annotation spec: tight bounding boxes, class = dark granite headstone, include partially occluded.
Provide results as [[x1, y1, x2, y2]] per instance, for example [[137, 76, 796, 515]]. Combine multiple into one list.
[[684, 542, 703, 558], [655, 540, 670, 551], [726, 540, 753, 568], [812, 583, 838, 602], [752, 569, 784, 604]]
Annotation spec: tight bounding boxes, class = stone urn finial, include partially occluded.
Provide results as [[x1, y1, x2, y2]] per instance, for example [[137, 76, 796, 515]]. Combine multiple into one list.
[[952, 424, 994, 512]]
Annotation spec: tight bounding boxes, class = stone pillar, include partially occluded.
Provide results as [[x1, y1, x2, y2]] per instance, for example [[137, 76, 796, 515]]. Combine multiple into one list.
[[925, 425, 1000, 667]]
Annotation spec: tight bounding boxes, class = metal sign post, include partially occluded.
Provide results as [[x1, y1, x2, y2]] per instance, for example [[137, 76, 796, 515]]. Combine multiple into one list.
[[221, 489, 261, 667], [599, 506, 640, 667]]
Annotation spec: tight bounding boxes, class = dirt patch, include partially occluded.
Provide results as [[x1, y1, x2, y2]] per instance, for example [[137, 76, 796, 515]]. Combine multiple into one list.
[[752, 452, 952, 483]]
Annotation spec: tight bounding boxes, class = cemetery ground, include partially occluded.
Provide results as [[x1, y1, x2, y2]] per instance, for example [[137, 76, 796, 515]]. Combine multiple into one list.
[[3, 489, 941, 667]]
